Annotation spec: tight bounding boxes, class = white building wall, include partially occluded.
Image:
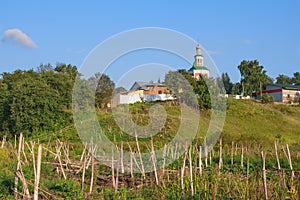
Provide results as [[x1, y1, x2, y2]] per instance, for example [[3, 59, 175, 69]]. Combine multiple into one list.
[[119, 94, 175, 104], [120, 94, 142, 104]]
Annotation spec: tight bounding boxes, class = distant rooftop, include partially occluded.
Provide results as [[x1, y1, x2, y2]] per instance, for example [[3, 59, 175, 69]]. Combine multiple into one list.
[[129, 81, 167, 91], [268, 83, 300, 90]]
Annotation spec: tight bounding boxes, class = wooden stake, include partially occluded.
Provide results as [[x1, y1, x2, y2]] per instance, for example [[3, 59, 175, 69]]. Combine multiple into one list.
[[1, 135, 6, 148], [115, 149, 120, 192], [80, 142, 87, 163], [231, 141, 234, 165], [120, 142, 124, 174], [135, 132, 145, 179], [26, 141, 36, 178], [198, 146, 202, 175], [286, 144, 294, 181], [81, 150, 87, 192], [15, 170, 30, 199], [241, 144, 244, 168], [261, 151, 268, 200], [14, 133, 23, 200], [274, 141, 280, 170], [56, 143, 66, 180], [34, 144, 42, 200], [21, 139, 28, 164], [151, 138, 159, 185], [181, 150, 187, 191], [209, 150, 212, 166], [89, 144, 95, 195], [111, 147, 116, 189], [218, 139, 223, 170], [127, 142, 135, 178], [188, 146, 194, 196]]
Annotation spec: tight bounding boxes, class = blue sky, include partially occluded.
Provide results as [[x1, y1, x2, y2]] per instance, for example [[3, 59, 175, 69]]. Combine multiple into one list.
[[1, 1, 300, 84]]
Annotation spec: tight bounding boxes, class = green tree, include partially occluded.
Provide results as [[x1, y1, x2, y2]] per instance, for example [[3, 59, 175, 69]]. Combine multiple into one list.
[[231, 82, 242, 95], [89, 73, 115, 109], [164, 70, 198, 108], [194, 75, 212, 109], [165, 69, 211, 109], [276, 74, 293, 84], [292, 72, 300, 85], [238, 60, 273, 96], [0, 80, 9, 134], [42, 63, 79, 109], [114, 87, 127, 94], [1, 69, 73, 135], [4, 70, 70, 135], [221, 73, 233, 94]]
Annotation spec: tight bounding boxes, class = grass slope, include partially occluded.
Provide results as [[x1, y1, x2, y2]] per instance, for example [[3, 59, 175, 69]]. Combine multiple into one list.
[[222, 99, 300, 149]]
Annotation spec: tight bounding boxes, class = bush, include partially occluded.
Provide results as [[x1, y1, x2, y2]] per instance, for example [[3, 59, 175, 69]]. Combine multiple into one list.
[[261, 94, 274, 103]]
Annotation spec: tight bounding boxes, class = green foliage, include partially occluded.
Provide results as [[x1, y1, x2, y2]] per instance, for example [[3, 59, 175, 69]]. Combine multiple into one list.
[[49, 180, 82, 199], [276, 74, 293, 85], [0, 175, 14, 198], [238, 60, 273, 96], [221, 72, 233, 94], [0, 149, 15, 198], [275, 72, 300, 86], [293, 72, 300, 85], [0, 64, 85, 136], [0, 80, 9, 134], [261, 94, 274, 103], [165, 69, 215, 109], [88, 73, 115, 109], [231, 82, 242, 95], [165, 70, 198, 108], [1, 69, 72, 135]]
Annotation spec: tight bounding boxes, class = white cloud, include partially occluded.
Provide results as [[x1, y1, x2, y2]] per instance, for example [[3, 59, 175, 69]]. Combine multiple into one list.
[[2, 28, 37, 48]]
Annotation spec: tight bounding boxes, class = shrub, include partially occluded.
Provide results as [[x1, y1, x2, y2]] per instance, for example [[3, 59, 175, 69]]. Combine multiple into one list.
[[261, 94, 274, 103]]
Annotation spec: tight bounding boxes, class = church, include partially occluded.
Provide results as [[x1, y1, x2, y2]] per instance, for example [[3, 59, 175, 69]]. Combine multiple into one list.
[[113, 45, 210, 105], [188, 44, 209, 79]]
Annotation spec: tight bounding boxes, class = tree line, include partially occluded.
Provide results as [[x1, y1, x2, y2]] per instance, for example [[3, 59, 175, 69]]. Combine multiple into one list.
[[0, 64, 115, 137], [0, 60, 299, 137], [221, 60, 300, 96]]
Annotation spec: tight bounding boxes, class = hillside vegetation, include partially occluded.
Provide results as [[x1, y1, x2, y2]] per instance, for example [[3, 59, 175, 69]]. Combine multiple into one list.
[[222, 99, 300, 148], [0, 98, 300, 199], [96, 98, 300, 150]]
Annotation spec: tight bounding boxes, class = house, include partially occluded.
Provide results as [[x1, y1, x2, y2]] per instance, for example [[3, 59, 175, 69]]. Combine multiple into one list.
[[254, 84, 300, 103], [188, 44, 210, 79], [114, 82, 175, 105]]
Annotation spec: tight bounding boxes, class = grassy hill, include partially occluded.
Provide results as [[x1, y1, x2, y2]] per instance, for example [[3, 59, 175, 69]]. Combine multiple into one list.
[[27, 98, 300, 152], [0, 98, 300, 199], [94, 98, 300, 150], [222, 99, 300, 149]]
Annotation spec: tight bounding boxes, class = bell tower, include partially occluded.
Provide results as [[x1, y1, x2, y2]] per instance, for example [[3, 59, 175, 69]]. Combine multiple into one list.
[[188, 44, 209, 79], [195, 44, 203, 66]]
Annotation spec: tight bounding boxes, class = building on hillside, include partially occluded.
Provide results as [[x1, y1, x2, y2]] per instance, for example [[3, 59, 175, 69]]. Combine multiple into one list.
[[114, 82, 175, 105], [113, 45, 210, 105], [188, 44, 209, 79], [253, 84, 300, 103]]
